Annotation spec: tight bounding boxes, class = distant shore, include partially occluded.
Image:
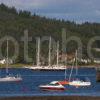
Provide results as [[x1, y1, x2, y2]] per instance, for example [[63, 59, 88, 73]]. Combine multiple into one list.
[[0, 96, 100, 100], [0, 64, 98, 67], [0, 63, 99, 70]]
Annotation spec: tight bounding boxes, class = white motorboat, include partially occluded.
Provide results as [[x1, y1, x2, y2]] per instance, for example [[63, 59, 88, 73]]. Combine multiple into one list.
[[39, 81, 65, 91]]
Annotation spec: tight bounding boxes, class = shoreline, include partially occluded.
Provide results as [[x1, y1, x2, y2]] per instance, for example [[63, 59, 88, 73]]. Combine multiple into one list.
[[0, 64, 97, 71]]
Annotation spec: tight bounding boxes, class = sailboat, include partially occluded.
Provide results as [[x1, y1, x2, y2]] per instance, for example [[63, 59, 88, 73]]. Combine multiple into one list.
[[68, 50, 91, 87], [56, 41, 69, 85], [0, 39, 22, 82]]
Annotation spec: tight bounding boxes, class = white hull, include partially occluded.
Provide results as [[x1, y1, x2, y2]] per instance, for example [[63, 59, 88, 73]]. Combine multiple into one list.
[[39, 81, 65, 91], [69, 80, 91, 87], [2, 40, 23, 82], [39, 85, 64, 89], [24, 65, 66, 70], [0, 76, 22, 82]]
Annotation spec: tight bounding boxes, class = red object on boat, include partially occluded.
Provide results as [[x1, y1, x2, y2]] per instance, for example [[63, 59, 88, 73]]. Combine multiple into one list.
[[58, 80, 69, 85]]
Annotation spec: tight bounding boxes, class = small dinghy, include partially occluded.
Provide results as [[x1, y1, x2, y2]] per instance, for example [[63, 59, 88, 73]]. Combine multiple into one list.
[[39, 81, 65, 91]]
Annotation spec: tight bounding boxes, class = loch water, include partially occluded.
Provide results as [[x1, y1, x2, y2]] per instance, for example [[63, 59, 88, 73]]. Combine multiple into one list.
[[0, 68, 99, 97]]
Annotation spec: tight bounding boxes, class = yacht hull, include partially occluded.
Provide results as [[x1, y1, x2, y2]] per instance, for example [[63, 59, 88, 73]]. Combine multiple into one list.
[[39, 85, 65, 91], [0, 76, 22, 82], [69, 81, 91, 87]]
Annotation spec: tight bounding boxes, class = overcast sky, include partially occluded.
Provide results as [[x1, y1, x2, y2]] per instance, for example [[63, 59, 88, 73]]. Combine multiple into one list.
[[0, 0, 100, 23]]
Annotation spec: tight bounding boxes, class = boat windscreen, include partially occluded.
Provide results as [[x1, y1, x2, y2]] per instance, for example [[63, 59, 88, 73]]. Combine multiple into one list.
[[49, 83, 59, 85]]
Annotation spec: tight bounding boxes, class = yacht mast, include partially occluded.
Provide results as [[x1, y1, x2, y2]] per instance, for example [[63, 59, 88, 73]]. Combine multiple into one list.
[[36, 37, 40, 67], [48, 36, 51, 67], [69, 60, 74, 82], [75, 50, 78, 75], [56, 41, 59, 67], [64, 54, 67, 80], [6, 39, 9, 74]]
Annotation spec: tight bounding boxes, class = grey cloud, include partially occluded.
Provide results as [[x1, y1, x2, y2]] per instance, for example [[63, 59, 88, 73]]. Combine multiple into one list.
[[0, 0, 100, 23]]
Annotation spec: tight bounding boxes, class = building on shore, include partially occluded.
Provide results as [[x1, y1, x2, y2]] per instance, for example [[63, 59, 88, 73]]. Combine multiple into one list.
[[0, 59, 13, 64]]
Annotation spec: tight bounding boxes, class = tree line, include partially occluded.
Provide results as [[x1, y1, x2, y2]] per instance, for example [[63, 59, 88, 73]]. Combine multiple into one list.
[[0, 3, 100, 64]]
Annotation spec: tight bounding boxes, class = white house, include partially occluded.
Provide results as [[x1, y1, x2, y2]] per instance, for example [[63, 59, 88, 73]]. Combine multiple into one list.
[[94, 60, 100, 64], [0, 59, 13, 64], [0, 59, 6, 64]]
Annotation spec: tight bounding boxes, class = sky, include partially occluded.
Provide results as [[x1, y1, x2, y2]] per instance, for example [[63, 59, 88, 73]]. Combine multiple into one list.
[[0, 0, 100, 23]]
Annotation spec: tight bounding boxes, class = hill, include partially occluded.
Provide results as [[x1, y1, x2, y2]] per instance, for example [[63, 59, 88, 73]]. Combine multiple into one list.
[[0, 3, 100, 64]]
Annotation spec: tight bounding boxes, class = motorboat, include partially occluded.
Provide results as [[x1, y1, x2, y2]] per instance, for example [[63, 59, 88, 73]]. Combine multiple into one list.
[[39, 81, 65, 91]]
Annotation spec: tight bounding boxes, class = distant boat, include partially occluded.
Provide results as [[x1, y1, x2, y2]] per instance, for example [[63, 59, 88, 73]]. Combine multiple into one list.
[[39, 81, 65, 91], [24, 37, 66, 70], [0, 75, 22, 82], [0, 39, 22, 82], [68, 50, 91, 87], [69, 78, 91, 87]]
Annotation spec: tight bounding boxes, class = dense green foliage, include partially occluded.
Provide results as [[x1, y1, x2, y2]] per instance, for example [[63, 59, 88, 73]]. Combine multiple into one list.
[[0, 4, 100, 64]]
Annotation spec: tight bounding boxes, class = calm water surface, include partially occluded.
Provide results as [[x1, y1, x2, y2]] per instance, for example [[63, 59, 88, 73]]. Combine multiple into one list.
[[0, 68, 99, 97]]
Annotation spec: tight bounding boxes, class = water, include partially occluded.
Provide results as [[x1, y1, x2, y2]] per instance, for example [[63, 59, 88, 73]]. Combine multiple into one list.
[[0, 68, 100, 97]]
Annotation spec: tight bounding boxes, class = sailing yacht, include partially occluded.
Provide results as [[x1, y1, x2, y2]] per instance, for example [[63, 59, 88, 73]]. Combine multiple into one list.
[[56, 41, 69, 85], [0, 75, 22, 82], [69, 78, 91, 87], [68, 50, 91, 87], [0, 39, 22, 82]]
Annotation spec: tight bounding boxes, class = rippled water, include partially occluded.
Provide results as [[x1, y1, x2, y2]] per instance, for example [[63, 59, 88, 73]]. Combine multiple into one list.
[[0, 68, 99, 97]]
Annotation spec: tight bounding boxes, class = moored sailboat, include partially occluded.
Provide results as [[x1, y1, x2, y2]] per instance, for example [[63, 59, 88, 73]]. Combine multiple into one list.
[[68, 50, 91, 87], [0, 75, 22, 82], [56, 41, 69, 85], [0, 39, 22, 82], [69, 78, 91, 87]]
